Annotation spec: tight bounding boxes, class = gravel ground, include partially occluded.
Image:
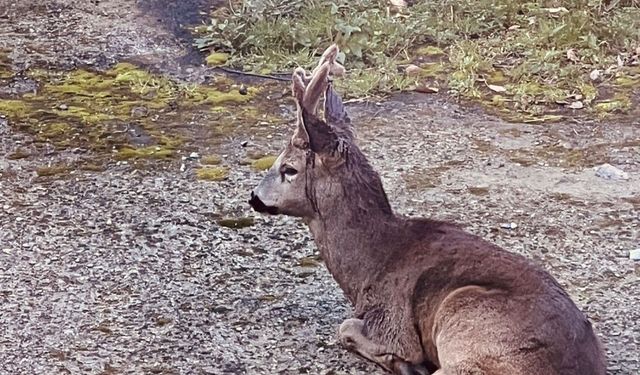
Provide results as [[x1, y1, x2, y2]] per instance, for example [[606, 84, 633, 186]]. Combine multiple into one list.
[[1, 1, 639, 374]]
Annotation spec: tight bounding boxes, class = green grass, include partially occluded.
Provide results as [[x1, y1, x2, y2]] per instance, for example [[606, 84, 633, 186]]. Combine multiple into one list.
[[194, 0, 640, 120]]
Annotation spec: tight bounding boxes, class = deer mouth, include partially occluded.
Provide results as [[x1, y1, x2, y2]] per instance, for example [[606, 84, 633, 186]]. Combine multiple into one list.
[[249, 192, 279, 215]]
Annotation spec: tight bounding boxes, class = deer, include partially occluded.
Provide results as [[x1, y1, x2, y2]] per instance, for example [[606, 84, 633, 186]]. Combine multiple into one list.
[[248, 44, 606, 375]]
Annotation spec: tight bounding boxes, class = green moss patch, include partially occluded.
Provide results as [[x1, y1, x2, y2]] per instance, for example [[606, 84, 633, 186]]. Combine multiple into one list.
[[0, 58, 269, 170], [196, 166, 229, 181], [36, 165, 71, 177], [201, 155, 222, 165], [206, 52, 229, 66], [7, 148, 31, 160], [251, 155, 277, 171]]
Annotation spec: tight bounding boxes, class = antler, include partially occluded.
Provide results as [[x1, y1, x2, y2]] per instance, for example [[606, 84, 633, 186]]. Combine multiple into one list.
[[292, 44, 346, 118]]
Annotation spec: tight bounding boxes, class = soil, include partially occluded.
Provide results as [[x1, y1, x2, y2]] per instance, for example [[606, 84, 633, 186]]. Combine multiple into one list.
[[0, 1, 638, 375]]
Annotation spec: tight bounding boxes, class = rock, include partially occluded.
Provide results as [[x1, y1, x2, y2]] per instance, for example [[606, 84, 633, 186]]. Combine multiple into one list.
[[630, 249, 640, 261], [58, 104, 68, 110], [405, 64, 422, 77], [130, 106, 148, 118], [500, 222, 518, 230], [189, 152, 199, 160], [594, 164, 629, 180]]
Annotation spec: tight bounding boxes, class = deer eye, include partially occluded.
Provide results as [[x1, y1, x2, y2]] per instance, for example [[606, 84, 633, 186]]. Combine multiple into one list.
[[280, 165, 298, 177]]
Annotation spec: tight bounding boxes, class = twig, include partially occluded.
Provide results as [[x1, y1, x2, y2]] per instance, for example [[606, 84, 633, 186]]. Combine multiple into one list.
[[214, 67, 292, 81]]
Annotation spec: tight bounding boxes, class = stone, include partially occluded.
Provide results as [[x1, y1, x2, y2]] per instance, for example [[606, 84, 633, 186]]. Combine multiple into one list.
[[594, 164, 629, 180]]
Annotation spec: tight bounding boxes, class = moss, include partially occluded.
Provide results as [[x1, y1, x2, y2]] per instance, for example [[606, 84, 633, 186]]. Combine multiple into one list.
[[196, 167, 229, 181], [0, 50, 13, 79], [251, 155, 277, 171], [416, 46, 445, 56], [487, 70, 507, 85], [7, 148, 30, 160], [201, 155, 222, 165], [217, 217, 255, 229], [578, 82, 597, 104], [80, 163, 106, 172], [297, 256, 321, 267], [0, 100, 29, 118], [1, 58, 271, 173], [593, 94, 631, 114], [116, 146, 175, 160], [614, 74, 640, 88], [206, 52, 229, 66], [39, 122, 73, 138], [36, 165, 71, 177], [418, 63, 445, 78]]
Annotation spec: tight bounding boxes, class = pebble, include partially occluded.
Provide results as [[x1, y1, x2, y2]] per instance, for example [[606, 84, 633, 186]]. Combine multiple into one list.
[[189, 152, 199, 159], [499, 222, 518, 230], [58, 104, 68, 110], [630, 249, 640, 261], [594, 163, 629, 180]]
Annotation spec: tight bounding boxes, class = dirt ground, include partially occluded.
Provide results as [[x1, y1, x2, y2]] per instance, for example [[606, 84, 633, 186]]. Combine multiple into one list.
[[0, 1, 638, 374]]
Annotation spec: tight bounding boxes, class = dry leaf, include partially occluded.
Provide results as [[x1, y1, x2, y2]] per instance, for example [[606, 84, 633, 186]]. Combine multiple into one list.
[[568, 101, 584, 109], [414, 85, 439, 94], [617, 55, 624, 67], [508, 25, 520, 31], [589, 69, 601, 81], [545, 7, 569, 13], [389, 0, 407, 9], [488, 84, 507, 93], [566, 49, 579, 63], [405, 64, 423, 77]]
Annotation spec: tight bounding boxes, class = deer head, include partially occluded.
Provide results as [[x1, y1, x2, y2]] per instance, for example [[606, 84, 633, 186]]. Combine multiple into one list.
[[249, 45, 391, 220]]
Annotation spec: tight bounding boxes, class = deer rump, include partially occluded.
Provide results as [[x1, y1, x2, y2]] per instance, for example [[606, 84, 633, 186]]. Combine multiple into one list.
[[249, 45, 606, 375]]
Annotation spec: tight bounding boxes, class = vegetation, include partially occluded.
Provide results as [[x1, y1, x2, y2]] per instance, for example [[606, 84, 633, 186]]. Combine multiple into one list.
[[195, 0, 640, 120], [250, 155, 278, 171], [196, 166, 229, 181]]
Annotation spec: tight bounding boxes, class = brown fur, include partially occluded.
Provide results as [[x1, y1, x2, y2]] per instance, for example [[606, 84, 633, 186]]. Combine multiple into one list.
[[250, 45, 606, 375]]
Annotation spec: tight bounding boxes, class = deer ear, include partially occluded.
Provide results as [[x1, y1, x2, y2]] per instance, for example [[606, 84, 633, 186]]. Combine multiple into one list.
[[291, 71, 310, 149], [324, 82, 351, 134], [301, 107, 342, 155]]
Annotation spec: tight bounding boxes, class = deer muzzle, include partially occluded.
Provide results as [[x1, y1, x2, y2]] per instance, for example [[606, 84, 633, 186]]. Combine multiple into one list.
[[249, 191, 279, 215]]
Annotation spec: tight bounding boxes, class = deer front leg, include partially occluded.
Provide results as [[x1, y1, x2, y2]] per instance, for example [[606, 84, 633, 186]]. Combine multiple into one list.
[[338, 319, 431, 375]]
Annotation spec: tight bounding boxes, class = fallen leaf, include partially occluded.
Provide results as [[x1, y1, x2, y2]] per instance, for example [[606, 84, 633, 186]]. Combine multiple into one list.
[[508, 25, 520, 31], [568, 101, 584, 109], [389, 0, 407, 8], [414, 85, 439, 93], [589, 69, 601, 81], [566, 49, 579, 63], [488, 84, 507, 93], [544, 7, 569, 13], [617, 54, 624, 67]]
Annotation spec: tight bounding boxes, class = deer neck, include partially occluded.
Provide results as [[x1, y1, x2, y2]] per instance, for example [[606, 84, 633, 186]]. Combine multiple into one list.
[[306, 188, 399, 306]]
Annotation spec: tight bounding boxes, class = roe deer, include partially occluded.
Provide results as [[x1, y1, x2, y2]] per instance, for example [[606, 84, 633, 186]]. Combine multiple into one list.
[[248, 45, 606, 375]]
